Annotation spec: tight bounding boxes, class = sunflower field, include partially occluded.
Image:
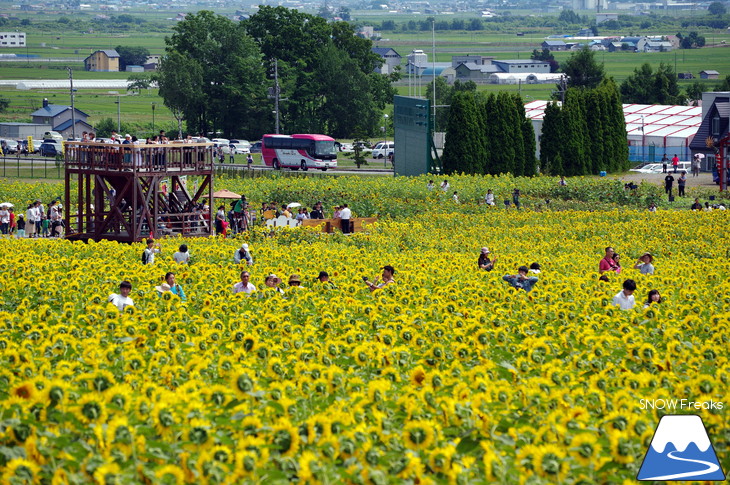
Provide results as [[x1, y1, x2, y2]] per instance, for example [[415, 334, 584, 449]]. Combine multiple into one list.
[[0, 175, 729, 484]]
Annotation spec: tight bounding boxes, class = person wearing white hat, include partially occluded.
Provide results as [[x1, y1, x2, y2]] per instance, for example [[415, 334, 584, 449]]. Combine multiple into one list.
[[233, 242, 253, 265], [478, 247, 497, 271]]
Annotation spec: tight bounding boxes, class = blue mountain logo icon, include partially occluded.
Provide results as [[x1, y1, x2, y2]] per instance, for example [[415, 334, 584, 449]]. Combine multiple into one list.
[[637, 415, 726, 481]]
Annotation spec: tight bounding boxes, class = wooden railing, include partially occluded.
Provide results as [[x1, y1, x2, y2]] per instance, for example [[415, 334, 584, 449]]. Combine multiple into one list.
[[64, 141, 214, 172]]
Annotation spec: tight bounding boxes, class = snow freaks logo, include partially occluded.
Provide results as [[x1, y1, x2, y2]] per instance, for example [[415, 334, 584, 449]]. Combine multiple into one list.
[[637, 415, 726, 481]]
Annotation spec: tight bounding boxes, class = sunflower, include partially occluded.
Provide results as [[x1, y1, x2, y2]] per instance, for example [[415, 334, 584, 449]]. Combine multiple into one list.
[[9, 380, 36, 401], [608, 429, 637, 464], [2, 458, 41, 485], [76, 394, 108, 424], [410, 366, 427, 387], [402, 420, 436, 451], [270, 419, 301, 457], [155, 464, 186, 484], [92, 462, 121, 485], [298, 450, 319, 482]]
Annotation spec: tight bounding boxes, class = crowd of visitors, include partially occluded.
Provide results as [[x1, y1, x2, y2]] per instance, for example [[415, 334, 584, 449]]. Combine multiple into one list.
[[0, 200, 66, 238]]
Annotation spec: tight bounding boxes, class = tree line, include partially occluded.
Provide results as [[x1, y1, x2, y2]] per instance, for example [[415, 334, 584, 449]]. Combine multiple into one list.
[[156, 7, 396, 139], [441, 92, 537, 177], [540, 79, 629, 176]]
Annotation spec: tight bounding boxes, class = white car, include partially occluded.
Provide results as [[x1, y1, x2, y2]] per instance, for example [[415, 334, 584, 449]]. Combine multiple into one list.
[[372, 141, 394, 159], [630, 163, 664, 174], [211, 138, 231, 154], [229, 139, 251, 154]]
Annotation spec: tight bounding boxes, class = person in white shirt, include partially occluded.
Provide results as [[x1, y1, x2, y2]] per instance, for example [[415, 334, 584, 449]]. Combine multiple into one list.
[[25, 203, 39, 238], [452, 191, 459, 203], [108, 281, 134, 312], [485, 189, 495, 206], [142, 239, 160, 265], [232, 271, 257, 295], [173, 244, 190, 264], [440, 180, 450, 192], [339, 203, 352, 234], [0, 206, 9, 234], [612, 279, 636, 310], [427, 180, 435, 190]]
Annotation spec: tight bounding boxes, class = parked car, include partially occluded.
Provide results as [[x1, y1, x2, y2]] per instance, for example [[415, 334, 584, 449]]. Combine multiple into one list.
[[0, 139, 18, 154], [229, 139, 251, 154], [249, 141, 262, 154], [211, 138, 231, 154], [42, 131, 63, 142], [372, 141, 394, 159], [38, 141, 63, 157]]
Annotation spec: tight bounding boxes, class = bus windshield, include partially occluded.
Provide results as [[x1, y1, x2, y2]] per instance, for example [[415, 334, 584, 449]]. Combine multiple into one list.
[[314, 140, 337, 158]]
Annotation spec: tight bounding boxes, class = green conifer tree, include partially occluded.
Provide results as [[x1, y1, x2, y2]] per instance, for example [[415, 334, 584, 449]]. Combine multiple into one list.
[[513, 94, 537, 176], [540, 101, 564, 175]]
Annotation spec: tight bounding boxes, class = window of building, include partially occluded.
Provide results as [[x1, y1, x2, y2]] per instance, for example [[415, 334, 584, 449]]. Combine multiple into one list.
[[712, 115, 721, 136]]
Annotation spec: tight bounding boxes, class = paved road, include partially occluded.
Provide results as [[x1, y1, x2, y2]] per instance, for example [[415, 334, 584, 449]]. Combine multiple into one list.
[[218, 163, 394, 176]]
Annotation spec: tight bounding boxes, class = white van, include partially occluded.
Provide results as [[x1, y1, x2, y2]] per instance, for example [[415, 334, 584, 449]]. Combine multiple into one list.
[[372, 141, 394, 159]]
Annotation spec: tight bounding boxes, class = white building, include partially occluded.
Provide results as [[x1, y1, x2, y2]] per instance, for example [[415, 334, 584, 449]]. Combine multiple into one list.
[[0, 32, 26, 48]]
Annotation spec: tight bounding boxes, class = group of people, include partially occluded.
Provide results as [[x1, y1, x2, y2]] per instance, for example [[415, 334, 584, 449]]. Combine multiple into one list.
[[111, 246, 397, 310], [599, 246, 661, 310], [0, 200, 65, 238], [660, 153, 701, 177], [477, 247, 541, 293], [427, 180, 525, 209], [107, 271, 187, 311], [473, 244, 661, 306]]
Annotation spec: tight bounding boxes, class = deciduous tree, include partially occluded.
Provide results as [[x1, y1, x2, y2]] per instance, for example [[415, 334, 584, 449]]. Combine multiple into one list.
[[561, 47, 605, 89]]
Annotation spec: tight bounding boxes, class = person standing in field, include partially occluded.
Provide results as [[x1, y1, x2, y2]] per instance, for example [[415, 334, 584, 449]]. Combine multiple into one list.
[[677, 171, 687, 197], [671, 154, 679, 173], [340, 203, 352, 234]]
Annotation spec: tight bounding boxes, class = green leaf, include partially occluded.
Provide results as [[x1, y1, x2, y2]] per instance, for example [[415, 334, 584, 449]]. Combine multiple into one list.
[[456, 436, 482, 455]]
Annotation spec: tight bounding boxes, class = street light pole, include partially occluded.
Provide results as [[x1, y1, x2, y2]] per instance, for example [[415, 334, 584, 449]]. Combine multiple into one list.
[[151, 102, 156, 134], [67, 67, 76, 140], [383, 113, 389, 167]]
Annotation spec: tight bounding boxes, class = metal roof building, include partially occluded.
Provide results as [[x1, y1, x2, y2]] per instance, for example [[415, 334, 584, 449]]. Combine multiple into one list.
[[524, 100, 702, 162]]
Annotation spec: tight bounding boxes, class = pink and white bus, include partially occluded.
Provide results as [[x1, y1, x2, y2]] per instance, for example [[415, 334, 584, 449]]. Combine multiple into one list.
[[262, 134, 338, 171]]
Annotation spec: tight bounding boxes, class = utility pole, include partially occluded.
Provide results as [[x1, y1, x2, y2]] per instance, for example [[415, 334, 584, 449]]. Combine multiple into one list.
[[68, 67, 76, 140], [274, 58, 280, 134], [432, 19, 436, 132], [268, 58, 287, 134], [116, 96, 121, 132]]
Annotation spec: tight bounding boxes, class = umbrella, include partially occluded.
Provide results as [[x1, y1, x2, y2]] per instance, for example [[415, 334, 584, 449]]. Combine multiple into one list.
[[696, 153, 705, 158], [213, 189, 242, 199], [0, 202, 13, 208], [287, 202, 301, 209]]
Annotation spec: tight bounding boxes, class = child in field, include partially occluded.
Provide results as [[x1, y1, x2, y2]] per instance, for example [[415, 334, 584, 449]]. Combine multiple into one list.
[[41, 216, 50, 237], [16, 215, 25, 238]]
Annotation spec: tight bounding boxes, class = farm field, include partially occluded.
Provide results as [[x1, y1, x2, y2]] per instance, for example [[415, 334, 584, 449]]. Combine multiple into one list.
[[0, 175, 728, 483]]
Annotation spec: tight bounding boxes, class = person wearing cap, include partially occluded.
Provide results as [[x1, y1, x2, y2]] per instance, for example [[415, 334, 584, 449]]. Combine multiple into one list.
[[234, 243, 253, 265], [633, 253, 655, 275], [288, 274, 303, 287], [364, 265, 396, 292], [157, 272, 186, 301], [108, 281, 134, 312], [478, 247, 497, 271], [263, 274, 285, 294], [317, 271, 337, 289], [232, 271, 257, 295]]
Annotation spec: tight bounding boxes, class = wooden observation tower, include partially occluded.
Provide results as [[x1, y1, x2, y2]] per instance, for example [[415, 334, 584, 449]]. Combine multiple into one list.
[[64, 141, 215, 243]]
